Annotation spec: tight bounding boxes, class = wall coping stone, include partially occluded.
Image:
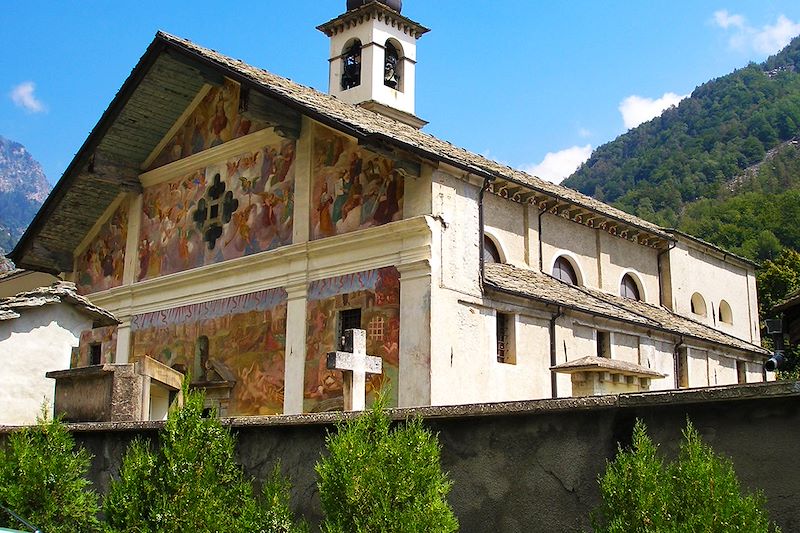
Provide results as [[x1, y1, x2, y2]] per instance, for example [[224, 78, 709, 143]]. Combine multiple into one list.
[[1, 381, 796, 434]]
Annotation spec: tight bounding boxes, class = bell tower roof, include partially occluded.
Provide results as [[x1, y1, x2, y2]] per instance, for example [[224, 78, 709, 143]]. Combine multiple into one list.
[[347, 0, 402, 13], [318, 1, 428, 40]]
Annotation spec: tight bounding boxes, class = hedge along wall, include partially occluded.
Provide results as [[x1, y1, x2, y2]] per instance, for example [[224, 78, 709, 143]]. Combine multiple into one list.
[[7, 381, 799, 532]]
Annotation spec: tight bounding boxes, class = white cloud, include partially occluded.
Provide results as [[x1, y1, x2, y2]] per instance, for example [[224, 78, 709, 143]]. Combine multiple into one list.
[[752, 15, 800, 54], [714, 10, 745, 29], [619, 92, 687, 130], [522, 144, 592, 184], [578, 127, 592, 138], [10, 81, 46, 113], [713, 11, 800, 55]]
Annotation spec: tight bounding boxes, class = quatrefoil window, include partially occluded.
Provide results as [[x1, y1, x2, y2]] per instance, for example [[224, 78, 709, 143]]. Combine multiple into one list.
[[192, 173, 238, 250]]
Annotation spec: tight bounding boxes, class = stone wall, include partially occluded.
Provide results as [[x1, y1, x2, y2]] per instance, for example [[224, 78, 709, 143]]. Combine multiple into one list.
[[9, 381, 798, 532]]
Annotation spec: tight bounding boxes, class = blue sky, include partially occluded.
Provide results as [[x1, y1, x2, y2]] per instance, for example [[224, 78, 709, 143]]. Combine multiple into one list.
[[2, 1, 800, 186]]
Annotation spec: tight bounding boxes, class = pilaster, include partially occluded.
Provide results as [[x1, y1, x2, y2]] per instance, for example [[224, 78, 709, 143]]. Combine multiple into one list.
[[283, 279, 308, 414], [123, 193, 143, 286], [292, 116, 313, 245], [397, 259, 432, 407]]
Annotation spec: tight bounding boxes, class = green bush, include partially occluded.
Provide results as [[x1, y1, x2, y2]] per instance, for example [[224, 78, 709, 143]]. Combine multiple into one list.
[[592, 419, 780, 533], [315, 395, 458, 533], [0, 411, 101, 533], [104, 387, 305, 533]]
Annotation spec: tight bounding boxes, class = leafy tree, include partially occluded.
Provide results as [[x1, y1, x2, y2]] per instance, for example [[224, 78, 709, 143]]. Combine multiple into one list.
[[0, 410, 101, 533], [757, 248, 800, 317], [592, 419, 780, 533], [316, 395, 458, 533], [104, 386, 305, 533]]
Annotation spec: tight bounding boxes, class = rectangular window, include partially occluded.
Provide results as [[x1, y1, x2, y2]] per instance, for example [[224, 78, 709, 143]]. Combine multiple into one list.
[[736, 360, 747, 384], [338, 308, 362, 349], [596, 331, 611, 358], [496, 312, 516, 364], [89, 343, 102, 366]]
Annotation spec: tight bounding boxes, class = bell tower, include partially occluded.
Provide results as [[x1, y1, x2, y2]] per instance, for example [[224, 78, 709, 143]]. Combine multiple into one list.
[[318, 0, 429, 129]]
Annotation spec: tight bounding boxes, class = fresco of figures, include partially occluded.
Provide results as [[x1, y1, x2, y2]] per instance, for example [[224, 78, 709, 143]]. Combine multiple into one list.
[[75, 326, 117, 367], [137, 140, 295, 281], [148, 79, 267, 170], [311, 125, 404, 240], [304, 267, 400, 412], [75, 199, 128, 295], [131, 288, 287, 416]]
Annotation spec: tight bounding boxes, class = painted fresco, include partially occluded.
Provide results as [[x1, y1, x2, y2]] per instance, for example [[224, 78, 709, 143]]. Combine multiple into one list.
[[305, 267, 400, 412], [148, 79, 268, 170], [137, 140, 295, 281], [311, 125, 404, 240], [131, 288, 287, 416], [75, 199, 128, 295], [74, 326, 118, 367]]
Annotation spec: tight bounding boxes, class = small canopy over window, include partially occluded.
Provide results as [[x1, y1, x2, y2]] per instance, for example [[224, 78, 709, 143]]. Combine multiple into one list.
[[690, 292, 707, 317], [341, 39, 362, 90], [620, 273, 641, 301], [552, 256, 578, 285], [483, 235, 501, 264], [384, 41, 401, 89], [719, 300, 733, 324]]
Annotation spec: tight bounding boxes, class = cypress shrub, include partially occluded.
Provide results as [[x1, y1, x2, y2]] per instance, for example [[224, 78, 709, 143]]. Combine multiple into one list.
[[104, 387, 305, 533], [592, 418, 780, 533], [0, 411, 101, 533], [315, 395, 458, 533]]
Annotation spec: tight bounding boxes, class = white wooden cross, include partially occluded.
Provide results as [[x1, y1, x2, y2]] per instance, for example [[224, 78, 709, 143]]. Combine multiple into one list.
[[327, 328, 383, 411]]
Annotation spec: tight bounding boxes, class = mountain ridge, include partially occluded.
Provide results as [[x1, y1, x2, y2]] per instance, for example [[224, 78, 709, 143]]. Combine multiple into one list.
[[0, 136, 51, 253]]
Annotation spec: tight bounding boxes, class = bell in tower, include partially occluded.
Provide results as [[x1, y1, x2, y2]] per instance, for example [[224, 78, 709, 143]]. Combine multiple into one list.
[[318, 0, 429, 129]]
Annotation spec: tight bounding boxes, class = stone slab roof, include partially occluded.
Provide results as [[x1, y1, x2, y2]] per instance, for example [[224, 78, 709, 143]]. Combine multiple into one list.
[[157, 32, 670, 239], [484, 263, 768, 356], [551, 356, 666, 377], [0, 281, 118, 326]]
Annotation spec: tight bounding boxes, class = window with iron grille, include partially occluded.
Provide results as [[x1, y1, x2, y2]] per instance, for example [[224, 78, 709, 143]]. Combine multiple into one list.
[[496, 312, 516, 364], [338, 308, 362, 348]]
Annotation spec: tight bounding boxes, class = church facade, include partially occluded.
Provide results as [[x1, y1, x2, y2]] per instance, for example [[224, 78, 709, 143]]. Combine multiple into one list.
[[11, 1, 769, 418]]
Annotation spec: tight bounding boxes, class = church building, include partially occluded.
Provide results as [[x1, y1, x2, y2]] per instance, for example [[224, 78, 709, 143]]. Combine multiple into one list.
[[10, 0, 769, 419]]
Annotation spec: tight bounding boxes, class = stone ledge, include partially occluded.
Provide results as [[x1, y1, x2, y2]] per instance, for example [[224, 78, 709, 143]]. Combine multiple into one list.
[[1, 381, 796, 434]]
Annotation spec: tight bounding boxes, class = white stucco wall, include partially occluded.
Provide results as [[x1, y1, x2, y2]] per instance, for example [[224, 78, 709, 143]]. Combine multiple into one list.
[[0, 305, 91, 425], [666, 241, 759, 343], [483, 193, 527, 266]]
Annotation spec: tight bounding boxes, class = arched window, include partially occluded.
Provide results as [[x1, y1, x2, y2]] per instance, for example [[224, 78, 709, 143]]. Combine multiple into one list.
[[483, 235, 501, 264], [690, 292, 707, 317], [341, 39, 362, 90], [718, 300, 733, 324], [620, 273, 641, 301], [384, 40, 402, 90], [552, 256, 578, 285]]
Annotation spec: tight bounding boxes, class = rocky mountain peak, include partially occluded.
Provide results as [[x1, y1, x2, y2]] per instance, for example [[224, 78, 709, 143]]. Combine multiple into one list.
[[0, 135, 51, 203]]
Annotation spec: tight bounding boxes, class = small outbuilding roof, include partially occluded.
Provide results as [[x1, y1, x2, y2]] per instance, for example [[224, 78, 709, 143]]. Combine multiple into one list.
[[0, 281, 118, 326], [484, 263, 768, 356], [551, 356, 666, 378]]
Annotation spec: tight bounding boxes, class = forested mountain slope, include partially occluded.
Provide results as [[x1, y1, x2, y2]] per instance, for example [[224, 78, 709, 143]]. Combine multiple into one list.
[[563, 35, 800, 261]]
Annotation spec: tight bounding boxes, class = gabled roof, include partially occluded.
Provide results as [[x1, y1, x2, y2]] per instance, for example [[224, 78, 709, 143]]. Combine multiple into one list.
[[12, 31, 674, 274], [0, 281, 118, 326], [484, 263, 768, 356]]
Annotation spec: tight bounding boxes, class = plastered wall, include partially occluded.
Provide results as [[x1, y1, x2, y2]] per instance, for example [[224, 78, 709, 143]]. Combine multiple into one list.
[[666, 241, 759, 343], [0, 306, 92, 424]]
